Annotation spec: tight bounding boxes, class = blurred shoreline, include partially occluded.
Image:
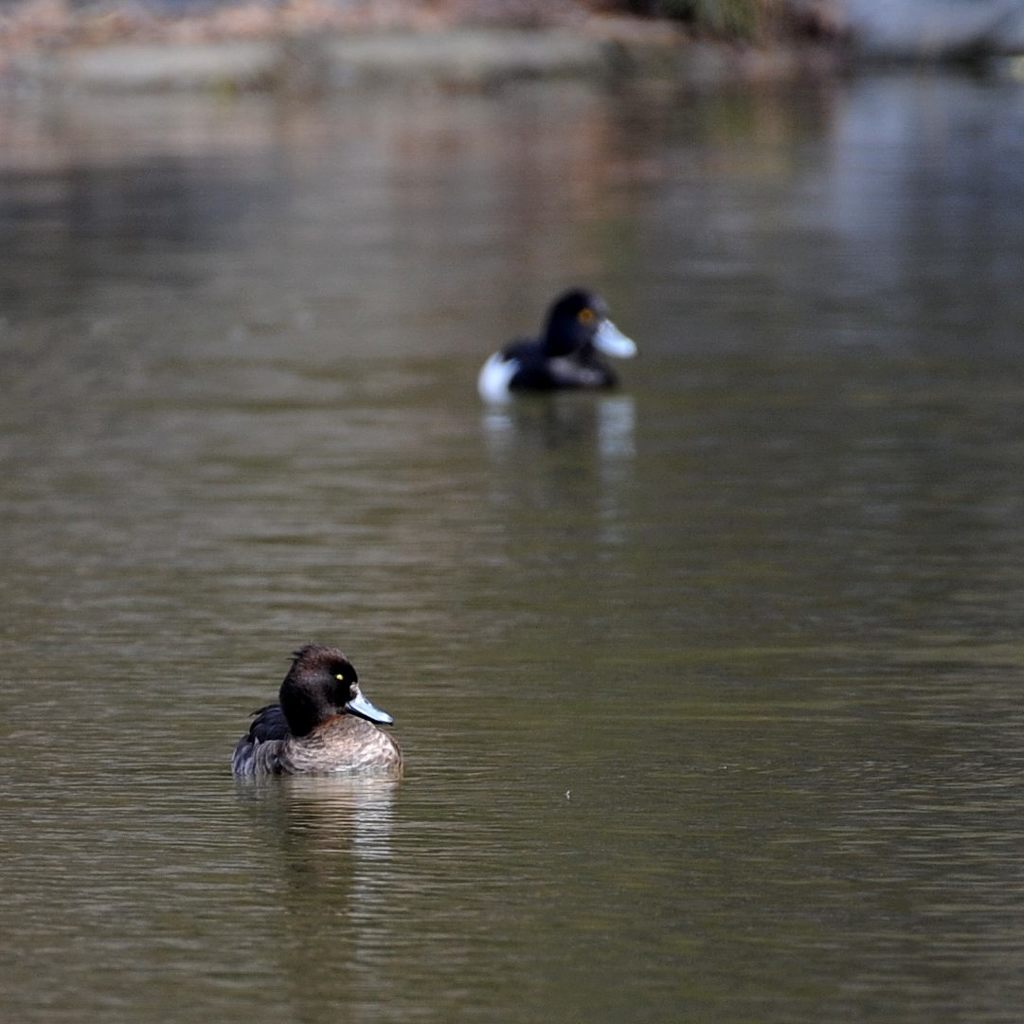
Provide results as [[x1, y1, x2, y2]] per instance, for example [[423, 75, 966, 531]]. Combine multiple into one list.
[[4, 0, 1023, 96], [0, 1, 846, 94]]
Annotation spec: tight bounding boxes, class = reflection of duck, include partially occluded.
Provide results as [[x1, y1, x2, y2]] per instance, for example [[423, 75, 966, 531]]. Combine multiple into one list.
[[478, 289, 637, 402], [233, 772, 400, 1014], [232, 644, 402, 777], [483, 393, 636, 458], [482, 393, 636, 546], [236, 774, 400, 860]]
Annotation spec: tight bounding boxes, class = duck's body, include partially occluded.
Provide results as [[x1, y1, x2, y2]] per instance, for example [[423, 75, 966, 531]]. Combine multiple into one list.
[[479, 339, 618, 395], [232, 645, 402, 778], [233, 706, 402, 776], [478, 289, 636, 402]]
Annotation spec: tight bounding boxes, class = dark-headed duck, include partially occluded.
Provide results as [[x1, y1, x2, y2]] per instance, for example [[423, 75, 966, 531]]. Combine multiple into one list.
[[232, 644, 402, 777], [478, 289, 637, 402]]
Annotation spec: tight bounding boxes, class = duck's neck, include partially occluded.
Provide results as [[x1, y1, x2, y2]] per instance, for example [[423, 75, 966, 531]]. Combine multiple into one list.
[[280, 681, 334, 737]]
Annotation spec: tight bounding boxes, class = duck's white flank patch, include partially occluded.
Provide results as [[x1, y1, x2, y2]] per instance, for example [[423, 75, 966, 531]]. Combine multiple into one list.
[[477, 352, 519, 402]]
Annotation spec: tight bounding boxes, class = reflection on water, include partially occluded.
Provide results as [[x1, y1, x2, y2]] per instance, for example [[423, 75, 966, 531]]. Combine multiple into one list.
[[482, 393, 636, 550], [3, 72, 1024, 1024], [236, 774, 398, 861], [233, 777, 402, 1022], [482, 393, 635, 459]]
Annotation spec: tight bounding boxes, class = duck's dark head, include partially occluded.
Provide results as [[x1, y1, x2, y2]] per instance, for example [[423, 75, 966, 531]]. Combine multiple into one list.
[[280, 643, 395, 737], [541, 289, 637, 360]]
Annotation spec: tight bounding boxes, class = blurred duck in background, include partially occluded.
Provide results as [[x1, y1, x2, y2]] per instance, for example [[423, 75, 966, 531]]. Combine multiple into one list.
[[478, 289, 637, 402]]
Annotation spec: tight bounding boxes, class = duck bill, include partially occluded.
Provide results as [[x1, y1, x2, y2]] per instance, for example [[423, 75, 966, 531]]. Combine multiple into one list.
[[594, 319, 637, 359], [345, 688, 394, 725]]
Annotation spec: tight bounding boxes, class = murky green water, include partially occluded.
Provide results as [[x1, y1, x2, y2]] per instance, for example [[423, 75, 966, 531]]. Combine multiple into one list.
[[3, 71, 1024, 1023]]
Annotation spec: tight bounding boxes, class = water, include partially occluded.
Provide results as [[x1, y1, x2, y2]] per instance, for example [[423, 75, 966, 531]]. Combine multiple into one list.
[[3, 70, 1024, 1023]]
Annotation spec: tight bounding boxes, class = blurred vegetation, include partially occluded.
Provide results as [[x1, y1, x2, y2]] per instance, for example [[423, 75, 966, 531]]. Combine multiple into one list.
[[613, 0, 833, 41], [645, 0, 766, 38]]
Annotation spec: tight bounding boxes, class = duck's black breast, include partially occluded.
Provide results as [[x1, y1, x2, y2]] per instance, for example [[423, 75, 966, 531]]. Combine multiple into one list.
[[504, 339, 616, 392], [503, 339, 558, 391]]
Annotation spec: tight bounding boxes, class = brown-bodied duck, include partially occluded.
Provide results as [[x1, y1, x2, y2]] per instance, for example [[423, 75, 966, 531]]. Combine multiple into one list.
[[477, 288, 637, 402], [231, 644, 402, 777]]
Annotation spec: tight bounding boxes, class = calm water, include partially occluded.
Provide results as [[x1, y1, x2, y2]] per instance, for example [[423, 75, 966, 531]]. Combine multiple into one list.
[[3, 70, 1024, 1023]]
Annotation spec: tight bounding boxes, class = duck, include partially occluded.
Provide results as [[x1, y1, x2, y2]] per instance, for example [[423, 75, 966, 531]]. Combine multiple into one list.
[[477, 288, 637, 402], [231, 644, 402, 777]]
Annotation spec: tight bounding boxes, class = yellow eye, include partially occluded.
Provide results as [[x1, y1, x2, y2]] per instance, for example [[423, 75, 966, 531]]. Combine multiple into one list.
[[336, 673, 346, 681], [578, 308, 595, 325]]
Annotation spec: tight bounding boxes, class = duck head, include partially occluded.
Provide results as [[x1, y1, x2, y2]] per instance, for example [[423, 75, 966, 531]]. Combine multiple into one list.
[[542, 289, 637, 360], [280, 643, 395, 737]]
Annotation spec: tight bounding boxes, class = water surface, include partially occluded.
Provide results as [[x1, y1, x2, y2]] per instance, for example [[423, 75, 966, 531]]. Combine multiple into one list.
[[3, 71, 1024, 1023]]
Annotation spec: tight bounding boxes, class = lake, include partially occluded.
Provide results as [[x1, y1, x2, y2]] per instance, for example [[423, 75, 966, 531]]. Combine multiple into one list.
[[3, 68, 1024, 1023]]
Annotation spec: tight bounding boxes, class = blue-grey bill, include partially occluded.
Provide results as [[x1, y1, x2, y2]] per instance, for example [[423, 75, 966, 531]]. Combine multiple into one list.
[[594, 319, 637, 359], [345, 689, 395, 725]]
